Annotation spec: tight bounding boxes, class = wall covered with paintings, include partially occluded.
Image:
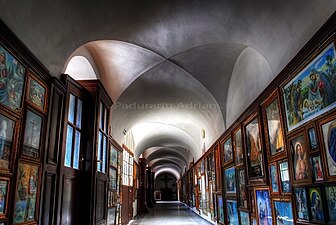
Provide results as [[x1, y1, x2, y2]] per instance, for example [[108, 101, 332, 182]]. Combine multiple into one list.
[[180, 11, 336, 225]]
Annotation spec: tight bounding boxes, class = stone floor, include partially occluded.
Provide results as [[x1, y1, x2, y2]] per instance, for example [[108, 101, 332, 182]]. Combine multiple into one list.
[[129, 201, 214, 225]]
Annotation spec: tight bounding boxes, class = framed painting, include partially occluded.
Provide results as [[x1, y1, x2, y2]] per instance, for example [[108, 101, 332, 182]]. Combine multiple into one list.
[[239, 210, 250, 225], [107, 207, 116, 225], [311, 155, 324, 182], [308, 127, 318, 150], [0, 44, 26, 111], [255, 188, 272, 225], [272, 198, 294, 225], [26, 72, 47, 113], [110, 145, 118, 168], [109, 167, 117, 190], [320, 116, 336, 179], [224, 167, 236, 195], [0, 178, 9, 217], [217, 194, 224, 224], [251, 218, 257, 225], [226, 199, 238, 225], [294, 188, 309, 221], [233, 126, 244, 166], [22, 110, 43, 158], [325, 185, 336, 222], [262, 92, 285, 161], [222, 135, 233, 165], [244, 113, 265, 183], [282, 39, 336, 132], [288, 133, 312, 183], [0, 113, 15, 170], [269, 163, 280, 194], [279, 160, 291, 193], [237, 169, 247, 208], [308, 187, 325, 223], [249, 188, 256, 216], [13, 162, 40, 224]]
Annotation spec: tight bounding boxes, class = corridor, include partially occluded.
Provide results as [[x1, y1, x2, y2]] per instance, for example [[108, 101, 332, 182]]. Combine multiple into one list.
[[129, 202, 213, 225]]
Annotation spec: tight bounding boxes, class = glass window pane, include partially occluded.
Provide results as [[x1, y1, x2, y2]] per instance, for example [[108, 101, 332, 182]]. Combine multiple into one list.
[[97, 132, 102, 171], [102, 135, 107, 173], [65, 125, 73, 167], [76, 98, 82, 129], [100, 102, 104, 129], [68, 94, 76, 124], [73, 131, 81, 169]]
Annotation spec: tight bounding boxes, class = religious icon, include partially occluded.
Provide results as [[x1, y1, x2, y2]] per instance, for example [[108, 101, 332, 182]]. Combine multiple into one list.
[[245, 116, 264, 178], [290, 135, 310, 181], [217, 195, 224, 223], [309, 187, 325, 222], [308, 127, 318, 150], [0, 114, 14, 169], [255, 189, 272, 225], [322, 118, 336, 176], [269, 164, 279, 193], [23, 110, 43, 158], [226, 200, 238, 225], [237, 169, 247, 208], [27, 75, 47, 112], [294, 188, 309, 220], [225, 167, 236, 194], [273, 200, 294, 225], [239, 210, 250, 224], [311, 155, 324, 182], [0, 179, 8, 215], [223, 137, 233, 163], [325, 186, 336, 221], [234, 128, 244, 165], [279, 161, 291, 193]]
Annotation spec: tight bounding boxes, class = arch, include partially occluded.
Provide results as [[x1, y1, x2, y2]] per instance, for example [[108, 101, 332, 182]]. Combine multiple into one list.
[[226, 47, 273, 127], [155, 168, 181, 180]]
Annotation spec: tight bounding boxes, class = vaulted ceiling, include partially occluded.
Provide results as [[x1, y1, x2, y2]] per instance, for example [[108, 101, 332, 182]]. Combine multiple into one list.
[[1, 0, 335, 178]]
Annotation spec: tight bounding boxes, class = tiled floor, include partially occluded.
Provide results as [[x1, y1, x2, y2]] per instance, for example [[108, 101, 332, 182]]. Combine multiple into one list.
[[129, 201, 213, 225]]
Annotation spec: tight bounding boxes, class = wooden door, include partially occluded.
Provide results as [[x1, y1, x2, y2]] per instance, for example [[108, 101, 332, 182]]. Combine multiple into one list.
[[57, 76, 89, 225]]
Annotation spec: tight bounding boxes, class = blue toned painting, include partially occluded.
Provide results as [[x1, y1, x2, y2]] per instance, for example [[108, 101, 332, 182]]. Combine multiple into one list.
[[218, 195, 224, 223], [225, 167, 236, 194], [294, 188, 309, 220], [239, 211, 250, 225], [309, 188, 324, 222], [270, 165, 279, 192], [256, 189, 272, 225], [0, 45, 26, 110], [325, 186, 336, 221], [322, 119, 336, 176], [226, 200, 238, 225], [274, 201, 294, 225], [283, 42, 336, 131]]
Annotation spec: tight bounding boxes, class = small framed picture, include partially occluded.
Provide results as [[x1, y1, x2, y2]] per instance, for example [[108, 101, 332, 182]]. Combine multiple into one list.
[[325, 185, 336, 222], [22, 110, 43, 158], [251, 218, 257, 225], [311, 155, 324, 182], [272, 198, 294, 225], [224, 167, 236, 195], [233, 126, 244, 166], [0, 178, 9, 217], [261, 92, 285, 161], [294, 188, 309, 221], [217, 194, 224, 224], [239, 210, 250, 225], [269, 163, 279, 194], [109, 167, 117, 190], [279, 160, 291, 193], [288, 132, 312, 184], [308, 187, 325, 222], [255, 188, 272, 225], [222, 135, 233, 165], [0, 113, 16, 170], [26, 72, 47, 113], [226, 199, 238, 225], [249, 188, 256, 216], [237, 169, 247, 208], [308, 127, 318, 150]]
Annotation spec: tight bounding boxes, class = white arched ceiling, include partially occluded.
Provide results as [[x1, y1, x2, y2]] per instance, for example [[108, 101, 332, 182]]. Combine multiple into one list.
[[65, 56, 97, 80], [226, 47, 273, 126], [155, 168, 180, 180], [1, 0, 336, 172]]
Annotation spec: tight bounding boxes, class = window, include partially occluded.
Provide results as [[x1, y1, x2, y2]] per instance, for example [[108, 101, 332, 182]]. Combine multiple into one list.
[[97, 102, 109, 173], [64, 94, 83, 169], [122, 150, 133, 186]]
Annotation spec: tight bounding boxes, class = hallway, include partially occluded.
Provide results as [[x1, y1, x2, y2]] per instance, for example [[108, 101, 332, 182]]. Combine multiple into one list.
[[129, 202, 213, 225]]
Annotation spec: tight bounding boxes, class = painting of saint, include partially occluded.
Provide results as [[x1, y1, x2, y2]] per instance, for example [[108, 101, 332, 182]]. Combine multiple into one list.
[[234, 129, 244, 165], [322, 118, 336, 176], [0, 114, 14, 169], [279, 161, 291, 193], [256, 189, 272, 225], [217, 195, 224, 223], [266, 99, 284, 156], [0, 45, 26, 110], [308, 127, 318, 150], [239, 211, 250, 225], [294, 188, 309, 220], [225, 167, 236, 194], [224, 137, 233, 163], [291, 135, 310, 181], [226, 200, 238, 225], [283, 42, 336, 131], [309, 188, 324, 222], [311, 155, 324, 181], [237, 170, 247, 208], [270, 165, 279, 193], [245, 117, 263, 178], [0, 180, 8, 214], [23, 110, 43, 158], [28, 77, 46, 111], [325, 186, 336, 221]]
